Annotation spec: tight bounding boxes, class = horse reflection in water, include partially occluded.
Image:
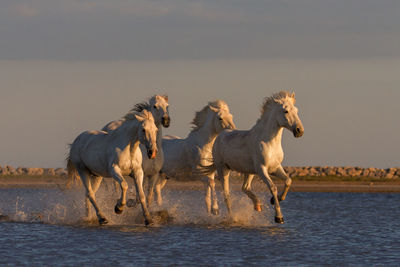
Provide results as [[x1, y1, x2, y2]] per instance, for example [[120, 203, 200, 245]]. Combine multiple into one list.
[[67, 109, 158, 226], [201, 91, 304, 224]]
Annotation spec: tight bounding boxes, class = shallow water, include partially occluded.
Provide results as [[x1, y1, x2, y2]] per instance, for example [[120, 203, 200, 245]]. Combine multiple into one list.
[[0, 186, 399, 265]]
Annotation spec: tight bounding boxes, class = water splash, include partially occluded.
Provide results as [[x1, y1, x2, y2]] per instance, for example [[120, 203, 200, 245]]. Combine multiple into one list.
[[0, 182, 275, 227]]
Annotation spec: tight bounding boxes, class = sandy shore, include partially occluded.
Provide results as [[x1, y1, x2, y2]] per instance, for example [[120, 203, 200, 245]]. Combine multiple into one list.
[[1, 176, 400, 193]]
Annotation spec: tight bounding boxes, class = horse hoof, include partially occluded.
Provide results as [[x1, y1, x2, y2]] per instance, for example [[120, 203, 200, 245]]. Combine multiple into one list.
[[275, 217, 284, 224], [254, 204, 262, 212], [99, 217, 108, 225], [145, 219, 154, 226], [126, 199, 137, 208], [211, 208, 219, 215], [114, 204, 124, 214]]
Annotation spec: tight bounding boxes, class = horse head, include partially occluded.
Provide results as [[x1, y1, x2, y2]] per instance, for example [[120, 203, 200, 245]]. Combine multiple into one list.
[[273, 91, 304, 138], [209, 103, 236, 133], [135, 110, 159, 159], [149, 95, 170, 128]]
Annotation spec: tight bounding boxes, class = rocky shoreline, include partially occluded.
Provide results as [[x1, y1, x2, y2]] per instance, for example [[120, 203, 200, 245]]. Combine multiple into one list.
[[0, 166, 67, 177], [282, 166, 400, 179], [0, 165, 399, 179]]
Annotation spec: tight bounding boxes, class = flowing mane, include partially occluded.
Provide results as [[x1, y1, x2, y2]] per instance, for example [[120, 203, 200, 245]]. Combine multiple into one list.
[[123, 109, 153, 122], [132, 101, 150, 113], [191, 100, 229, 131], [260, 91, 295, 117]]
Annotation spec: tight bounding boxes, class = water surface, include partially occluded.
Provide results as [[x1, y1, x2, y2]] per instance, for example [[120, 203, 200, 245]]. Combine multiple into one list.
[[0, 187, 399, 265]]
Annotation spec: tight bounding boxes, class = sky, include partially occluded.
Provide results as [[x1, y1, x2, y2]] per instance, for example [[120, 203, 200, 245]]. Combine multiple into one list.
[[0, 0, 399, 169]]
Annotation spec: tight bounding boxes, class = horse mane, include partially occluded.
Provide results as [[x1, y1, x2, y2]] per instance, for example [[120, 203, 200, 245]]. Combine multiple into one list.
[[191, 100, 229, 131], [260, 91, 295, 116], [123, 109, 153, 122], [132, 101, 150, 113]]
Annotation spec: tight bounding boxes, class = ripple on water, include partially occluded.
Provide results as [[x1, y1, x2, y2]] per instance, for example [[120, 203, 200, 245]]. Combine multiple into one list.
[[0, 189, 400, 265]]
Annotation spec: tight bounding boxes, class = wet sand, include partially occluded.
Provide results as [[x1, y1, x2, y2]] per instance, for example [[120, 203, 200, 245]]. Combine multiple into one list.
[[1, 176, 400, 193]]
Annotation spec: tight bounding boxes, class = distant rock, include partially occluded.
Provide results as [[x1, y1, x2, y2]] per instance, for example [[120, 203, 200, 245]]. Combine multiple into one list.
[[0, 164, 399, 179], [26, 168, 44, 176], [43, 168, 56, 176]]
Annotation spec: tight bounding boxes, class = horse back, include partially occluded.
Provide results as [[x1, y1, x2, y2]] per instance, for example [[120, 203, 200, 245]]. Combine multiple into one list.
[[214, 129, 256, 174], [101, 120, 123, 132], [70, 130, 136, 176]]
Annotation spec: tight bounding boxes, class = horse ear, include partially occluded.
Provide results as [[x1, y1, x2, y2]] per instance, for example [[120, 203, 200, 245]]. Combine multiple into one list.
[[209, 106, 219, 113], [163, 95, 168, 102], [143, 109, 152, 118], [135, 114, 145, 122], [291, 92, 295, 99], [143, 109, 155, 121]]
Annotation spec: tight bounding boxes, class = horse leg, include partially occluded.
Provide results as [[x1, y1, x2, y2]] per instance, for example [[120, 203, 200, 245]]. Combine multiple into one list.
[[208, 173, 219, 215], [155, 174, 167, 206], [77, 168, 108, 225], [132, 168, 153, 225], [270, 165, 292, 205], [204, 181, 212, 214], [242, 174, 262, 212], [146, 174, 158, 206], [110, 165, 128, 215], [113, 180, 120, 195], [217, 166, 232, 217], [85, 176, 103, 219], [257, 165, 284, 224]]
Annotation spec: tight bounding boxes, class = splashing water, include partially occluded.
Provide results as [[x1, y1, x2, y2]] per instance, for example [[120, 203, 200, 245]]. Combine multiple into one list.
[[0, 180, 275, 227]]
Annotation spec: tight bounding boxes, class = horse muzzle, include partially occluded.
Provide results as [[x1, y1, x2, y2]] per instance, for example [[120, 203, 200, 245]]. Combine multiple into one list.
[[293, 126, 304, 138], [162, 116, 170, 128], [147, 149, 157, 159]]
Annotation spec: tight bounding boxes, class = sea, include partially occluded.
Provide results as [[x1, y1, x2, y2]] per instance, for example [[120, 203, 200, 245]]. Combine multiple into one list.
[[0, 185, 399, 266]]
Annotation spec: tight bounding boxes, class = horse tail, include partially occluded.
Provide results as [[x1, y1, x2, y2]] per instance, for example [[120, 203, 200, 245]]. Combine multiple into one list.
[[197, 158, 217, 176], [65, 156, 82, 189]]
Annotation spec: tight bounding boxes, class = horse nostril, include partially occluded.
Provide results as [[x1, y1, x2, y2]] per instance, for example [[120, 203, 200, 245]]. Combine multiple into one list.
[[162, 117, 170, 127], [148, 148, 157, 159], [294, 127, 304, 137]]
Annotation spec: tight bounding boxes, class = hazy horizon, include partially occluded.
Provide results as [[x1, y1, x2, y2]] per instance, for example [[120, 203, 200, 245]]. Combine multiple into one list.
[[0, 1, 399, 169]]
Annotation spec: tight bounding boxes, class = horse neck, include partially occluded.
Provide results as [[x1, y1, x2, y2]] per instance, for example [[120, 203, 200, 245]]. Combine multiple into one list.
[[251, 109, 283, 147], [188, 118, 218, 147], [112, 119, 140, 145], [155, 121, 163, 150]]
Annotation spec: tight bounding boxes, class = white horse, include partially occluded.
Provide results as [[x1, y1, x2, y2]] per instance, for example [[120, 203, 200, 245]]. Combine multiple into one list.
[[202, 91, 304, 223], [67, 109, 158, 225], [159, 100, 236, 214], [101, 95, 170, 206]]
